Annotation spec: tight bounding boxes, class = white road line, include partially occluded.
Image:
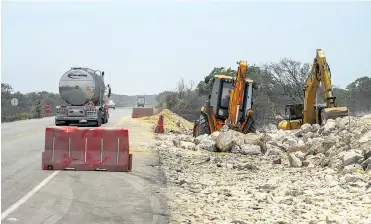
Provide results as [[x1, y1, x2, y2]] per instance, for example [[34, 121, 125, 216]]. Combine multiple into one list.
[[1, 171, 60, 220]]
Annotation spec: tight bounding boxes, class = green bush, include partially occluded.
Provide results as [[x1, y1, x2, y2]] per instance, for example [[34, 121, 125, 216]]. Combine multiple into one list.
[[16, 112, 30, 120]]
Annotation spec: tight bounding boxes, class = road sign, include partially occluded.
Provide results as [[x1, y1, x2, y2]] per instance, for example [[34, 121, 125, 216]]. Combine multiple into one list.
[[11, 98, 18, 107]]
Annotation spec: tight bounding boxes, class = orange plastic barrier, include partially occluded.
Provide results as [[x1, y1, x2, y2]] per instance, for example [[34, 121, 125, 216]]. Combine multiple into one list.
[[42, 126, 132, 172], [132, 107, 154, 118], [154, 115, 164, 133]]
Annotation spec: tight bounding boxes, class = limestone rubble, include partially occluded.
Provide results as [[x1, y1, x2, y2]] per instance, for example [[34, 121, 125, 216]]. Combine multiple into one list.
[[149, 114, 371, 224]]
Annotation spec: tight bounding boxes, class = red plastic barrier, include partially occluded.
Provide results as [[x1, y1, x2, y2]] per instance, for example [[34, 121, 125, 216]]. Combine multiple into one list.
[[42, 126, 132, 172], [154, 115, 164, 133], [132, 108, 154, 118]]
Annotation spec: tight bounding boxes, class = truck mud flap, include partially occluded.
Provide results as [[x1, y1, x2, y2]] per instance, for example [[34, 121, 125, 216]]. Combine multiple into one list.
[[41, 126, 132, 172]]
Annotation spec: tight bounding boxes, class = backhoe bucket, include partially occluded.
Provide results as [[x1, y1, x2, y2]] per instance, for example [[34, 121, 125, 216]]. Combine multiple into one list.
[[322, 107, 349, 120]]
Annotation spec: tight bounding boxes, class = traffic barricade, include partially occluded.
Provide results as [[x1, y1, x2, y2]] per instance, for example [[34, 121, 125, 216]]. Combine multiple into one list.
[[132, 108, 154, 118], [154, 115, 164, 133], [42, 126, 132, 172]]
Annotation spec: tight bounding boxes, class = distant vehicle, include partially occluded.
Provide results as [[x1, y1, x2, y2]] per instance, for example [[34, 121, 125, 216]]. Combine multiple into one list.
[[55, 67, 111, 127], [137, 96, 146, 107], [107, 100, 116, 110]]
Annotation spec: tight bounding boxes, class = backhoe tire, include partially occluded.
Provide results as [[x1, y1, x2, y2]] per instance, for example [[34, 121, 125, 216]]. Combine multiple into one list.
[[198, 114, 211, 136]]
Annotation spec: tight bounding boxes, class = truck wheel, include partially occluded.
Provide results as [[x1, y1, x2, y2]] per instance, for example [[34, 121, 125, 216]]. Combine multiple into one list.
[[96, 115, 102, 127], [197, 114, 211, 136]]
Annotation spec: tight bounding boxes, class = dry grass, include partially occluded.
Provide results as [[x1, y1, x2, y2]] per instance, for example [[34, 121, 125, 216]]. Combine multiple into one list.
[[137, 109, 193, 133]]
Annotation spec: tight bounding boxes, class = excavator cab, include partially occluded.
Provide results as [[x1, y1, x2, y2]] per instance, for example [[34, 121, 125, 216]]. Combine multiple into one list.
[[193, 69, 257, 137], [277, 104, 304, 130], [278, 104, 304, 130], [284, 104, 304, 121]]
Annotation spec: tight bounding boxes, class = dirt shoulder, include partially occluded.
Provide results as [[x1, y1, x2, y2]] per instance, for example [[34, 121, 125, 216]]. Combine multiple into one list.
[[152, 133, 371, 224], [119, 117, 169, 224], [141, 111, 371, 224], [121, 117, 156, 150], [137, 109, 193, 134]]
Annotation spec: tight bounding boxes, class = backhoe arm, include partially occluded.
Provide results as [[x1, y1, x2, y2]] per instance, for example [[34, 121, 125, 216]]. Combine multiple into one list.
[[226, 61, 248, 127]]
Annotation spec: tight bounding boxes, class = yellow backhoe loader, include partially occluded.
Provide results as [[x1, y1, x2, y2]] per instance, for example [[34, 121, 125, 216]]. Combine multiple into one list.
[[278, 49, 349, 130], [193, 61, 257, 137]]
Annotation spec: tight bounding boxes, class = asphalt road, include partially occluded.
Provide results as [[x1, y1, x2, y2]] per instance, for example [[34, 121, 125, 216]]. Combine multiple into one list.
[[1, 108, 168, 224]]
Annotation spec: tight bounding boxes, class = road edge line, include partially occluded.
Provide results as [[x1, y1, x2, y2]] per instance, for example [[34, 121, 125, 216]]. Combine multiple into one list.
[[1, 170, 60, 220]]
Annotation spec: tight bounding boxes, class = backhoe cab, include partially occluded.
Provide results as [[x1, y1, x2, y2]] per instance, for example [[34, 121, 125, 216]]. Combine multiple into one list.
[[193, 61, 257, 137]]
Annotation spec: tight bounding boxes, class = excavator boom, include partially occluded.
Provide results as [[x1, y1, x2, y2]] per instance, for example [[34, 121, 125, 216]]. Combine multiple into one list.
[[303, 49, 348, 124]]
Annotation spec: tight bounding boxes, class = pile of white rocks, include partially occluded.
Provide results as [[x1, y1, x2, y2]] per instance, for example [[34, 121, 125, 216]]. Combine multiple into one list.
[[264, 114, 371, 172], [151, 114, 371, 224], [175, 114, 371, 172]]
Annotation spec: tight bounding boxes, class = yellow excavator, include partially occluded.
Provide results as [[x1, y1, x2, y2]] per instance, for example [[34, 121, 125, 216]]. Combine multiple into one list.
[[278, 49, 349, 130], [193, 61, 257, 137]]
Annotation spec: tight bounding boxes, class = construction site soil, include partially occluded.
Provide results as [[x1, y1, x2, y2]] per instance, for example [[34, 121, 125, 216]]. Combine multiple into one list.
[[135, 109, 371, 224]]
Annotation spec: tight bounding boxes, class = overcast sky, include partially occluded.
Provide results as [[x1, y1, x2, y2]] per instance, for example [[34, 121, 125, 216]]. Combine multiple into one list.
[[2, 1, 371, 95]]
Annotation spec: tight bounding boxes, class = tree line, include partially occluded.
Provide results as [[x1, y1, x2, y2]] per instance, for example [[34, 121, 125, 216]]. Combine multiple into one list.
[[155, 58, 371, 126], [0, 83, 157, 123], [1, 83, 64, 122], [2, 58, 370, 124]]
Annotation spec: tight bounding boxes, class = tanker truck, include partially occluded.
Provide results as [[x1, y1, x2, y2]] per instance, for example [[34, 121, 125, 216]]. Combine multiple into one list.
[[55, 67, 112, 127]]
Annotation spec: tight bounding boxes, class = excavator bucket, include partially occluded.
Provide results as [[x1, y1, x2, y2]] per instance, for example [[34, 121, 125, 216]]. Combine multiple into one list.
[[322, 106, 349, 121]]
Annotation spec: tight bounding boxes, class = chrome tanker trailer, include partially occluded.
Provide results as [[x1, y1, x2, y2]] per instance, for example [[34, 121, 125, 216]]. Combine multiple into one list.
[[55, 67, 112, 127]]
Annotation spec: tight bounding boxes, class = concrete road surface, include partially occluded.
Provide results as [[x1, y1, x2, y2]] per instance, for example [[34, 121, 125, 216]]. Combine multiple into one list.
[[1, 108, 168, 224]]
